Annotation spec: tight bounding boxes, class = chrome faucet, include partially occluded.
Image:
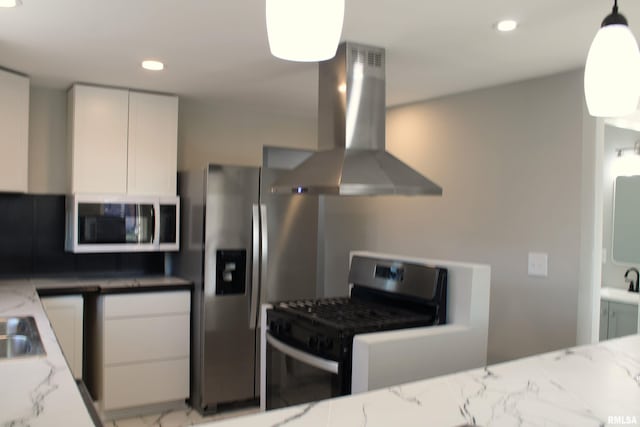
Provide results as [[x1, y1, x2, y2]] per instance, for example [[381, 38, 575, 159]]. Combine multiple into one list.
[[624, 267, 639, 293]]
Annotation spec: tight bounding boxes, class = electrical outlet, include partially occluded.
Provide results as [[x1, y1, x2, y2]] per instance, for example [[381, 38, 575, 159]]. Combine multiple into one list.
[[528, 252, 548, 277]]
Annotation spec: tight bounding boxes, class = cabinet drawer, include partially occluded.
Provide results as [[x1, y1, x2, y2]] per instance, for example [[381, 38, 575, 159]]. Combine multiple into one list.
[[104, 314, 189, 364], [104, 291, 190, 318], [103, 358, 189, 410]]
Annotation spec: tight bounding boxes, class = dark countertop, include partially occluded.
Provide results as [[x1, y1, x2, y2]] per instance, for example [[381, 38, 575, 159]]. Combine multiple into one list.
[[0, 276, 192, 295]]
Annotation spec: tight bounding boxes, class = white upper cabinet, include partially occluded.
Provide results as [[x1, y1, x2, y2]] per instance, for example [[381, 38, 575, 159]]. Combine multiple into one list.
[[69, 85, 129, 194], [0, 69, 30, 193], [68, 84, 178, 196], [127, 92, 178, 196]]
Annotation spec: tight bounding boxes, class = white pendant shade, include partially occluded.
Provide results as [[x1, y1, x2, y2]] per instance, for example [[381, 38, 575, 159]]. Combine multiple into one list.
[[266, 0, 344, 62], [0, 0, 21, 7], [585, 24, 640, 117]]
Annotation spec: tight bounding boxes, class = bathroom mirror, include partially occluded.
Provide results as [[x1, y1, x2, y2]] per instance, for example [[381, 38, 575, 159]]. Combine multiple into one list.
[[612, 175, 640, 264]]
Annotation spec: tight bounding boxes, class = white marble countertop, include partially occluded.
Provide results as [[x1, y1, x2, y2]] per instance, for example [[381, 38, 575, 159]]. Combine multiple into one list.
[[0, 283, 95, 426], [601, 286, 640, 305], [207, 334, 640, 427], [0, 275, 192, 427]]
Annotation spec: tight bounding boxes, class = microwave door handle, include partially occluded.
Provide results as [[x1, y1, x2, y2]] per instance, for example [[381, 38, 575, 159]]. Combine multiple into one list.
[[153, 203, 160, 246], [266, 333, 339, 374], [250, 204, 260, 329]]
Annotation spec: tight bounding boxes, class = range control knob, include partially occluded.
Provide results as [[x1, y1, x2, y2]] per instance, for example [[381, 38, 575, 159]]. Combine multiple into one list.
[[268, 320, 278, 333], [307, 335, 318, 350], [269, 319, 289, 335], [319, 336, 333, 351]]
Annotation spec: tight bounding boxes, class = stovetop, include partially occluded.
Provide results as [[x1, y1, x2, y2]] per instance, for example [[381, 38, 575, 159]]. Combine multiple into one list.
[[267, 256, 447, 364], [273, 297, 435, 331]]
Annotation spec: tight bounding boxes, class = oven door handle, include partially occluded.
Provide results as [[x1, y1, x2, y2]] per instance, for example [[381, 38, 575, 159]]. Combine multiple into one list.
[[266, 332, 339, 374]]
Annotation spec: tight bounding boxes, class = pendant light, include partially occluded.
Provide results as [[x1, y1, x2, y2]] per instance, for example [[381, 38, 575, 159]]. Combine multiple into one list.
[[266, 0, 344, 62], [584, 0, 640, 117]]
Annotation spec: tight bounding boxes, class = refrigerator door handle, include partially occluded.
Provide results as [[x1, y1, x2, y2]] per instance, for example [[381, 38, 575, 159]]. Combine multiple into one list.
[[250, 204, 260, 329], [258, 203, 268, 328]]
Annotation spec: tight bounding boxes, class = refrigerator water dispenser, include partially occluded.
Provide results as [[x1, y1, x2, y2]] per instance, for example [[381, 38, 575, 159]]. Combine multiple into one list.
[[216, 249, 247, 295]]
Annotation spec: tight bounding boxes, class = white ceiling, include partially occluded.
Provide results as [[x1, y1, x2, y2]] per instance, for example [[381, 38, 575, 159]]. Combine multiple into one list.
[[1, 0, 640, 118]]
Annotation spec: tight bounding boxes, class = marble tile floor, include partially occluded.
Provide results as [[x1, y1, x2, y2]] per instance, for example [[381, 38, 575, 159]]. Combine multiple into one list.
[[104, 406, 261, 427]]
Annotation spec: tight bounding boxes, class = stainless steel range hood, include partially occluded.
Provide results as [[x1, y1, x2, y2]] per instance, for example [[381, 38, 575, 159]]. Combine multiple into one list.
[[271, 42, 442, 196]]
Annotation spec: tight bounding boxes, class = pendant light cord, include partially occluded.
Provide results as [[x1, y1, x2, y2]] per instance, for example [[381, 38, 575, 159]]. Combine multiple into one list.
[[613, 0, 618, 14]]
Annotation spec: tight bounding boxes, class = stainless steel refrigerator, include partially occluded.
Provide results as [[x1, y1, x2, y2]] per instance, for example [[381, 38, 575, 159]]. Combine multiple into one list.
[[174, 147, 320, 414]]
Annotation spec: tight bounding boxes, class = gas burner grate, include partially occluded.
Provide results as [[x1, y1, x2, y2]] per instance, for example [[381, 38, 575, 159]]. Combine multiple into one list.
[[275, 297, 434, 330]]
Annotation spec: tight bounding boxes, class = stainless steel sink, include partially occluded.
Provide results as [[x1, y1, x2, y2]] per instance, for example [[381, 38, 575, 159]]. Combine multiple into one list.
[[0, 317, 46, 359], [0, 317, 32, 336]]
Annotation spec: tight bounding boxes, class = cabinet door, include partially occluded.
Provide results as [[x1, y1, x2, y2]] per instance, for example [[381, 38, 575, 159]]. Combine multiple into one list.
[[599, 301, 609, 341], [69, 85, 129, 194], [127, 92, 178, 196], [0, 69, 29, 193], [607, 301, 639, 339], [41, 295, 84, 379]]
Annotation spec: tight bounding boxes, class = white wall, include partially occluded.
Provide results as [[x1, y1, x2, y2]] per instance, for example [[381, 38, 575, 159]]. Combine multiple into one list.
[[177, 98, 316, 171], [601, 125, 640, 289], [321, 70, 593, 363]]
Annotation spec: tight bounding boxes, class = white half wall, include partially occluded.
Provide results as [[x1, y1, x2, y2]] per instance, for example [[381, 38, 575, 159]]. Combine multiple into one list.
[[350, 251, 490, 394]]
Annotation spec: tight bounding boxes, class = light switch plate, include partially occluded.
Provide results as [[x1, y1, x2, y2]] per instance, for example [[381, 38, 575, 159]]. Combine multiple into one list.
[[528, 252, 548, 277]]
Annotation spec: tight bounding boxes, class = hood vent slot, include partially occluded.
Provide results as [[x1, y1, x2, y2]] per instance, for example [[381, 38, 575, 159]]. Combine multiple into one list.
[[353, 48, 383, 68]]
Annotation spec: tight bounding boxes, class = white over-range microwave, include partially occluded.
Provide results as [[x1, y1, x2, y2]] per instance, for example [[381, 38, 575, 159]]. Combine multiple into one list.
[[65, 194, 180, 253]]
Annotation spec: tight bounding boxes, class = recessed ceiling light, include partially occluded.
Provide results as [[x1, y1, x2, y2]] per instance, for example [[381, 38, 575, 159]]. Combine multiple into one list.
[[495, 19, 518, 32], [0, 0, 22, 8], [141, 60, 164, 71]]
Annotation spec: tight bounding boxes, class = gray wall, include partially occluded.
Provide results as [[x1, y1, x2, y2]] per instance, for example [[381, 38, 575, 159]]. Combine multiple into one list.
[[321, 70, 590, 363], [28, 87, 67, 194], [177, 98, 316, 171], [602, 125, 640, 289]]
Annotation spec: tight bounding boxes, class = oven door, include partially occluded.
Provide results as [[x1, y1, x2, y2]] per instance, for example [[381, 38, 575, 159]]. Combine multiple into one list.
[[265, 332, 343, 410]]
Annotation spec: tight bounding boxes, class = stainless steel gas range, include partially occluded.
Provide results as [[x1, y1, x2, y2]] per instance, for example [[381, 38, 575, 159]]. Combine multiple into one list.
[[264, 254, 448, 410]]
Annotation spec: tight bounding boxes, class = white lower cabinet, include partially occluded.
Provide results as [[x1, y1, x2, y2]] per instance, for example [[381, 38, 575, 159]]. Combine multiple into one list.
[[94, 290, 190, 417], [40, 295, 84, 380], [600, 299, 639, 341]]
